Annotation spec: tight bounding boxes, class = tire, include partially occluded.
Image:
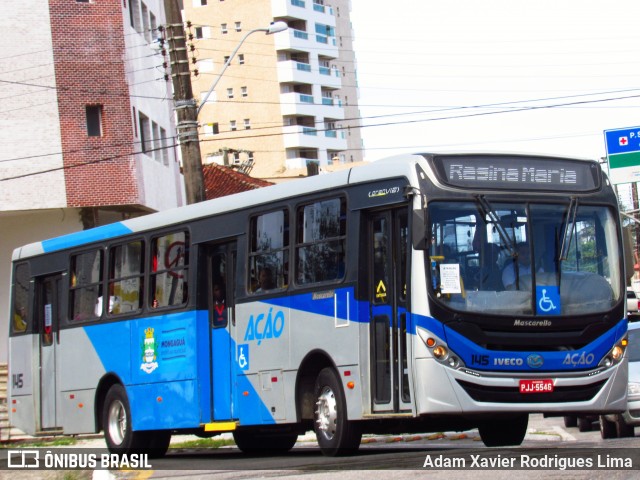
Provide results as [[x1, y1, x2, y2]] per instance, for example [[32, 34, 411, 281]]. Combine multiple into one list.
[[563, 415, 577, 428], [147, 430, 172, 458], [233, 429, 298, 455], [577, 416, 593, 432], [102, 384, 148, 455], [478, 414, 528, 447], [313, 367, 362, 456], [615, 415, 635, 438], [599, 415, 616, 439]]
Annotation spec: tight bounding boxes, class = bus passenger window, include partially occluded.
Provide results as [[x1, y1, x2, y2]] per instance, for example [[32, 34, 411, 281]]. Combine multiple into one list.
[[248, 210, 289, 293], [108, 241, 144, 315], [295, 198, 346, 285], [70, 250, 103, 321], [12, 263, 30, 333], [150, 232, 189, 308]]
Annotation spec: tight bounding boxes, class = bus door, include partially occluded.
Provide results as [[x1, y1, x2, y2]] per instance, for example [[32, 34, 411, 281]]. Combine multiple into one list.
[[368, 208, 411, 413], [206, 242, 236, 420], [35, 273, 63, 430]]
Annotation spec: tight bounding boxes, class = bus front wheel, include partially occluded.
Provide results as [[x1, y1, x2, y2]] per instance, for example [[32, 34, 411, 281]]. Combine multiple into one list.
[[233, 429, 297, 455], [313, 367, 361, 456], [478, 414, 528, 447], [103, 384, 148, 454]]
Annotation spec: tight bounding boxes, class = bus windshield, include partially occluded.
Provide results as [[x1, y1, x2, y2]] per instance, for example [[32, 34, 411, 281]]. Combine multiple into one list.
[[428, 200, 622, 317]]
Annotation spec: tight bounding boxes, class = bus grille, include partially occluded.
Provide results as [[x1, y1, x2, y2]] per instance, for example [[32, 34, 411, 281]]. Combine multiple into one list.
[[456, 379, 607, 403]]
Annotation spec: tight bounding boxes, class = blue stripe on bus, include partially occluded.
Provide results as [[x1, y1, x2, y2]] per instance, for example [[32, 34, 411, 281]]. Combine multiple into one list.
[[261, 286, 367, 322], [84, 310, 275, 431], [42, 222, 133, 252], [412, 313, 627, 372], [446, 318, 626, 372]]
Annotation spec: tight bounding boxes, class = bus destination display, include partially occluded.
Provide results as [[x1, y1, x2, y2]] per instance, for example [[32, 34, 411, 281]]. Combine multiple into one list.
[[432, 155, 600, 192]]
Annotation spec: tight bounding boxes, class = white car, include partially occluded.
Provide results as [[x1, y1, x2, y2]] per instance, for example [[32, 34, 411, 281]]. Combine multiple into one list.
[[600, 321, 640, 438], [627, 288, 640, 320]]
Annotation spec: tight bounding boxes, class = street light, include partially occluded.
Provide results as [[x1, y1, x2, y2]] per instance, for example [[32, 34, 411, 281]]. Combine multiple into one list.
[[197, 21, 288, 115]]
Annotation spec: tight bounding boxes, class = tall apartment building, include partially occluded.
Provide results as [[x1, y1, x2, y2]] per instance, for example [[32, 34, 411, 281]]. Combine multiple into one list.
[[184, 0, 363, 178], [0, 0, 185, 360]]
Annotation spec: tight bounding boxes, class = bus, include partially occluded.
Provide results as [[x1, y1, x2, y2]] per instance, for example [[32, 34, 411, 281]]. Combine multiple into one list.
[[8, 153, 630, 456]]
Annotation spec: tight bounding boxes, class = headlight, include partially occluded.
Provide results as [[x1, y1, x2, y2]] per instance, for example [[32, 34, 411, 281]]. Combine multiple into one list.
[[416, 326, 465, 370], [598, 335, 627, 369]]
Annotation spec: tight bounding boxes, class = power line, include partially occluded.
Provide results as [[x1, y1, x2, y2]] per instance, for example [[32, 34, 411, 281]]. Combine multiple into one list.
[[3, 89, 640, 180]]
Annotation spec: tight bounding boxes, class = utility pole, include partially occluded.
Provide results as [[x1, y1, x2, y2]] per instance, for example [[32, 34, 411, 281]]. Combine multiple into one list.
[[164, 0, 206, 204]]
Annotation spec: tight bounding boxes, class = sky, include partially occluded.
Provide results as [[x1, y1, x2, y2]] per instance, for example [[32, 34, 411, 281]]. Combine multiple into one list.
[[349, 0, 640, 181]]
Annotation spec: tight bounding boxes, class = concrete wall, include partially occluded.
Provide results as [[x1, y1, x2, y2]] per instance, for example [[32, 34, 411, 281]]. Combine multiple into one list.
[[0, 0, 67, 211]]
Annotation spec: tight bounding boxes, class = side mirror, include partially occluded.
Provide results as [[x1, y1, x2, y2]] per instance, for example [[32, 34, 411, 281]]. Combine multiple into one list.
[[413, 209, 427, 249], [623, 225, 635, 283]]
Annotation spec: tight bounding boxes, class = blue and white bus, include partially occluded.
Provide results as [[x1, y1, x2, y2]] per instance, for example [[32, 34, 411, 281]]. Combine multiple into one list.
[[8, 153, 629, 456]]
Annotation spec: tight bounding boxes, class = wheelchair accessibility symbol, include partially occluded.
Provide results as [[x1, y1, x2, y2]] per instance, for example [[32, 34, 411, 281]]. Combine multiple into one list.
[[536, 286, 560, 315], [237, 344, 249, 371]]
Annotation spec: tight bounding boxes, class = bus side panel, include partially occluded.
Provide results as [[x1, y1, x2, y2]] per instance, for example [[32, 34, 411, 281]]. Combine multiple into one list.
[[58, 327, 108, 434], [8, 335, 37, 435], [128, 380, 201, 430], [130, 312, 202, 430], [233, 300, 289, 425], [238, 287, 363, 424], [83, 322, 131, 382], [84, 311, 204, 431], [286, 287, 363, 421]]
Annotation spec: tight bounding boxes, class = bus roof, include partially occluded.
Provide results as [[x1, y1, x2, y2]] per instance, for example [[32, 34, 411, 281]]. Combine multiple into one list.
[[12, 155, 423, 261]]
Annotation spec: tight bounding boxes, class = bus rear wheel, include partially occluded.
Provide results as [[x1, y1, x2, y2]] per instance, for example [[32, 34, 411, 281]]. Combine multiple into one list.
[[103, 384, 148, 455], [313, 367, 361, 456], [478, 414, 528, 447]]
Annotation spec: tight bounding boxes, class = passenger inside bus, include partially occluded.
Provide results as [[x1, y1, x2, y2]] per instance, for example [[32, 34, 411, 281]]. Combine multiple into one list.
[[256, 267, 276, 292], [13, 303, 27, 333], [474, 243, 503, 291], [502, 243, 538, 290], [212, 280, 226, 326], [95, 282, 120, 315]]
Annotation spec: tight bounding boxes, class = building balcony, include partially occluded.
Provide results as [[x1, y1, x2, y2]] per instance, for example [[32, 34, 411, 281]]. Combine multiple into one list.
[[276, 60, 342, 91], [274, 28, 338, 60], [282, 125, 347, 150], [280, 92, 345, 119], [271, 0, 336, 23]]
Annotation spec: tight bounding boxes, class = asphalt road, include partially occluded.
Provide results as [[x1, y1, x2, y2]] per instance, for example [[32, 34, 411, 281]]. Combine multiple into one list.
[[2, 414, 640, 479]]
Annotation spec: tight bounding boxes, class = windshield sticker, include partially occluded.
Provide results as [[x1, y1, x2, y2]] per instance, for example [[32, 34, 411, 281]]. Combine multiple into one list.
[[536, 286, 561, 315], [440, 264, 462, 294]]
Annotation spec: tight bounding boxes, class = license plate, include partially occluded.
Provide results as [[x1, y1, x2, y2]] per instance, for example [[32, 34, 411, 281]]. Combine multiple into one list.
[[519, 379, 554, 394]]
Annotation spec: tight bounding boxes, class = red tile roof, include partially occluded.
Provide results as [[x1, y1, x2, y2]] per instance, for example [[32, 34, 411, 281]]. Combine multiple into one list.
[[203, 164, 273, 200]]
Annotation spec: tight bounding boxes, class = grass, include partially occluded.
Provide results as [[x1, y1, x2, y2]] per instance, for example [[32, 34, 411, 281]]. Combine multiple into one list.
[[0, 436, 78, 448], [169, 437, 236, 449]]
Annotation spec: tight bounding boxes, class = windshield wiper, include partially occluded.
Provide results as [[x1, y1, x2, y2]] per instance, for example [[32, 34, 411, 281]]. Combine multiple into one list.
[[476, 195, 532, 289], [475, 195, 517, 257], [559, 197, 578, 262]]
